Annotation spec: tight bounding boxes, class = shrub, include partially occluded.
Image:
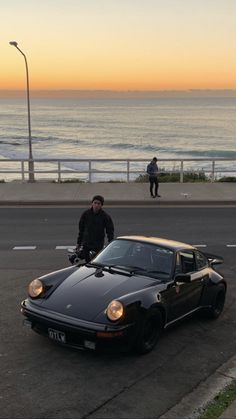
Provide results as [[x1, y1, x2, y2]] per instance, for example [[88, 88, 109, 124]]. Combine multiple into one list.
[[217, 176, 236, 182], [134, 171, 208, 183], [52, 178, 84, 183]]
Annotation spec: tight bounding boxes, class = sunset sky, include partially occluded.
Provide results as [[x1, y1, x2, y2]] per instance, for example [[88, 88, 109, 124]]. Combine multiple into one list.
[[2, 0, 236, 92]]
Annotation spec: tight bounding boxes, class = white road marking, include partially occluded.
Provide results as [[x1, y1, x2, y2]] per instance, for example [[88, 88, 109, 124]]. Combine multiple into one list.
[[13, 246, 36, 250], [9, 244, 236, 251], [56, 246, 75, 250], [192, 245, 207, 248]]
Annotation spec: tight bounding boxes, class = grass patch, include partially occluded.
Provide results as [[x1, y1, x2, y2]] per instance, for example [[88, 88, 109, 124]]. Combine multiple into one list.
[[199, 380, 236, 419]]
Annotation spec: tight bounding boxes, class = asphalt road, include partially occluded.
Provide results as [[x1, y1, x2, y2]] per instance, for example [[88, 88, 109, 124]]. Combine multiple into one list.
[[1, 207, 236, 419]]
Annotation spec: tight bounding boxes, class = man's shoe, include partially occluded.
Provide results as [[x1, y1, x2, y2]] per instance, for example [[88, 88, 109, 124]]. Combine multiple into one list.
[[155, 194, 161, 197], [151, 195, 155, 198]]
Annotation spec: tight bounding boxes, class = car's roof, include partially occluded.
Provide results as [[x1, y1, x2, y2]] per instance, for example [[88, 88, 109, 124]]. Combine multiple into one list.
[[117, 235, 195, 251]]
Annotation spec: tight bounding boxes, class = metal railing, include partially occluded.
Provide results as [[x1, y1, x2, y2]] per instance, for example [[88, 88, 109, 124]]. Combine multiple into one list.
[[0, 158, 235, 182]]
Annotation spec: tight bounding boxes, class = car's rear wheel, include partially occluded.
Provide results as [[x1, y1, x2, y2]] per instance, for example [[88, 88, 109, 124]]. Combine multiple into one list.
[[135, 310, 162, 354], [205, 283, 226, 319]]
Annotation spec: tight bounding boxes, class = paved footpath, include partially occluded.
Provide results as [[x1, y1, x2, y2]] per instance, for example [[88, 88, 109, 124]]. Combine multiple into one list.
[[1, 180, 236, 418], [220, 400, 236, 419], [160, 355, 236, 418], [0, 181, 236, 206]]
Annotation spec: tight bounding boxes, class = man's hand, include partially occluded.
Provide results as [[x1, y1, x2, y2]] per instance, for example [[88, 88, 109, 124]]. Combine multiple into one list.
[[76, 245, 83, 252]]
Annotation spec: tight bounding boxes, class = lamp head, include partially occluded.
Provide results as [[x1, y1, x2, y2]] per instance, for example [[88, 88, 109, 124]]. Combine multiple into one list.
[[9, 41, 18, 47]]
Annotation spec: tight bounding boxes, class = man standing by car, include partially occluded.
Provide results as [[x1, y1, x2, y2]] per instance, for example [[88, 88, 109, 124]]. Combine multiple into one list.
[[76, 195, 114, 262], [146, 156, 161, 198]]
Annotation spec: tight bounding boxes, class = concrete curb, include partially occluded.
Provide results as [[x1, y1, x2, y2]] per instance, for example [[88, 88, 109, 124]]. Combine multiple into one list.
[[160, 355, 236, 419], [1, 200, 236, 206]]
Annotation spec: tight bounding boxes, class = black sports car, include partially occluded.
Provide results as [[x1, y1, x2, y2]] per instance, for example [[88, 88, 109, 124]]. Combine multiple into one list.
[[21, 236, 226, 354]]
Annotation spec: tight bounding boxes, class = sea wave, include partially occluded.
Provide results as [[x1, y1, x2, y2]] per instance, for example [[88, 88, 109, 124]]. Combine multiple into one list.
[[178, 149, 236, 158], [0, 96, 236, 177]]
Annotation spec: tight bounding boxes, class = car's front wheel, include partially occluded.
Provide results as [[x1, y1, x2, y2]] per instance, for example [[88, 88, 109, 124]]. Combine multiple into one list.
[[205, 283, 226, 319], [135, 310, 163, 354]]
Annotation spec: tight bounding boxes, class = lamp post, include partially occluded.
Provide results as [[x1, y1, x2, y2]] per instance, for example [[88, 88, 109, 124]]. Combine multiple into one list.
[[9, 41, 35, 182]]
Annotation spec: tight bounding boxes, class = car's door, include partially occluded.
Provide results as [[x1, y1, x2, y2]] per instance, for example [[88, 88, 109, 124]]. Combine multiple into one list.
[[164, 250, 207, 323]]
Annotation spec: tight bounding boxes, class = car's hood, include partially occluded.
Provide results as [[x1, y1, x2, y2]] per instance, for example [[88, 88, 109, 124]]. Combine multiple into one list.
[[41, 265, 155, 321]]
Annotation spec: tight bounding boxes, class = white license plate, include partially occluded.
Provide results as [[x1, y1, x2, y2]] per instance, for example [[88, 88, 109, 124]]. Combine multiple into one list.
[[84, 340, 96, 350], [48, 328, 66, 343]]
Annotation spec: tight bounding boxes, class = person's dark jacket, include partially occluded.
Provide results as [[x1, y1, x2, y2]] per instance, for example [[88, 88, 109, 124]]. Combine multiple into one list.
[[77, 208, 114, 251], [147, 161, 158, 177]]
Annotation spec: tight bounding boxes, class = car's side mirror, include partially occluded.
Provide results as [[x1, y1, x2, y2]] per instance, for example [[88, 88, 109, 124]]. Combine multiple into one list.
[[174, 273, 191, 283]]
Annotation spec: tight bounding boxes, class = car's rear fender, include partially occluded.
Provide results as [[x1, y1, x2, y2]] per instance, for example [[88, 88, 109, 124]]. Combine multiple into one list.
[[200, 278, 226, 307]]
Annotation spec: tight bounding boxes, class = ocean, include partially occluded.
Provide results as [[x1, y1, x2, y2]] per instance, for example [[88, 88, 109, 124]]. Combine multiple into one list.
[[0, 95, 236, 180]]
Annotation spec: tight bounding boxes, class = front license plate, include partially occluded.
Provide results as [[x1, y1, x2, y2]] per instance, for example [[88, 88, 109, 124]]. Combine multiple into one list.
[[84, 340, 96, 350], [48, 328, 66, 343]]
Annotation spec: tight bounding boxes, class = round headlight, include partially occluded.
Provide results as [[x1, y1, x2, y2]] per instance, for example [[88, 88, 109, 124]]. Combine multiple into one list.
[[28, 279, 44, 298], [106, 300, 124, 321]]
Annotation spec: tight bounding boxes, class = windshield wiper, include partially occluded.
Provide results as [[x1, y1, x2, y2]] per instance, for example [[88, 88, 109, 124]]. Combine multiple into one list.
[[86, 262, 166, 277], [127, 268, 170, 277], [86, 262, 133, 276], [123, 266, 149, 275], [86, 262, 104, 268], [105, 264, 136, 275]]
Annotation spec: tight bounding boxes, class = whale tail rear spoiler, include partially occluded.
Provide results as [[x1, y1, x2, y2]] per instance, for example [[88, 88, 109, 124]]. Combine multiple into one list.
[[203, 252, 223, 266]]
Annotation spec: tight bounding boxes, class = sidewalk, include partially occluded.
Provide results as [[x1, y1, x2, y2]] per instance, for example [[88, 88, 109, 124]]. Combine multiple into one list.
[[220, 399, 236, 419], [0, 181, 236, 205], [161, 355, 236, 419]]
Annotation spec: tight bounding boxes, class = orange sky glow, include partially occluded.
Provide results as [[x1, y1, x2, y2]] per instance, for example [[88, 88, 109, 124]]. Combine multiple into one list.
[[2, 1, 236, 93]]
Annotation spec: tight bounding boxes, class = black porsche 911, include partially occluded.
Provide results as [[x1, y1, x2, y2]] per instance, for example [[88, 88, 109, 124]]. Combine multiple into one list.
[[21, 236, 226, 354]]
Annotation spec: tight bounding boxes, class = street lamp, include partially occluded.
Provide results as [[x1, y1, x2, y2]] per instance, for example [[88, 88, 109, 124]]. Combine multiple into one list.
[[9, 41, 35, 182]]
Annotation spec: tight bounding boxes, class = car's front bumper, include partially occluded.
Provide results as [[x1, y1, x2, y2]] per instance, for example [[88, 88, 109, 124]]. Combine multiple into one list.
[[21, 299, 136, 352]]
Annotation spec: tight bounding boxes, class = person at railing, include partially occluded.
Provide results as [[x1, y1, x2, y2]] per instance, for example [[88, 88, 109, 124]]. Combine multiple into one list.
[[76, 195, 114, 263], [146, 156, 161, 198]]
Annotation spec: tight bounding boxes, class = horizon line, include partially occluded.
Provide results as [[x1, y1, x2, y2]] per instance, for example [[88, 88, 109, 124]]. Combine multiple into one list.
[[1, 88, 236, 99]]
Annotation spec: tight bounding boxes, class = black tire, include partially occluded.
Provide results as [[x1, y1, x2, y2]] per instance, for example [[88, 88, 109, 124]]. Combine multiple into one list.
[[135, 310, 163, 354], [206, 283, 226, 319]]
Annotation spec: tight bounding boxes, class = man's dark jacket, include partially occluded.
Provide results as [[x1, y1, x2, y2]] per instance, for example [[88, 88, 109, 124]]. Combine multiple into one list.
[[77, 208, 114, 251]]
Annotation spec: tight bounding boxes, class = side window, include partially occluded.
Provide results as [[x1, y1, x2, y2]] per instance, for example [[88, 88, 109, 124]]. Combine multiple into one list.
[[178, 251, 195, 273], [195, 251, 208, 270]]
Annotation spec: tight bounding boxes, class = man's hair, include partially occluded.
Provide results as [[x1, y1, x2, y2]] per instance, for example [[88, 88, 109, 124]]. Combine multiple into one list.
[[92, 195, 104, 205], [153, 157, 157, 162]]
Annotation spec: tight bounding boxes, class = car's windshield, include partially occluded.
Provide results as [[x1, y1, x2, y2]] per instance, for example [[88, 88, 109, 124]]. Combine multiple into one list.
[[92, 239, 174, 278]]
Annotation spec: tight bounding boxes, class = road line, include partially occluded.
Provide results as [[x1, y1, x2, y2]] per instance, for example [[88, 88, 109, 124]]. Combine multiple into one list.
[[8, 244, 236, 251], [192, 244, 207, 248], [56, 246, 75, 250], [13, 246, 36, 250]]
